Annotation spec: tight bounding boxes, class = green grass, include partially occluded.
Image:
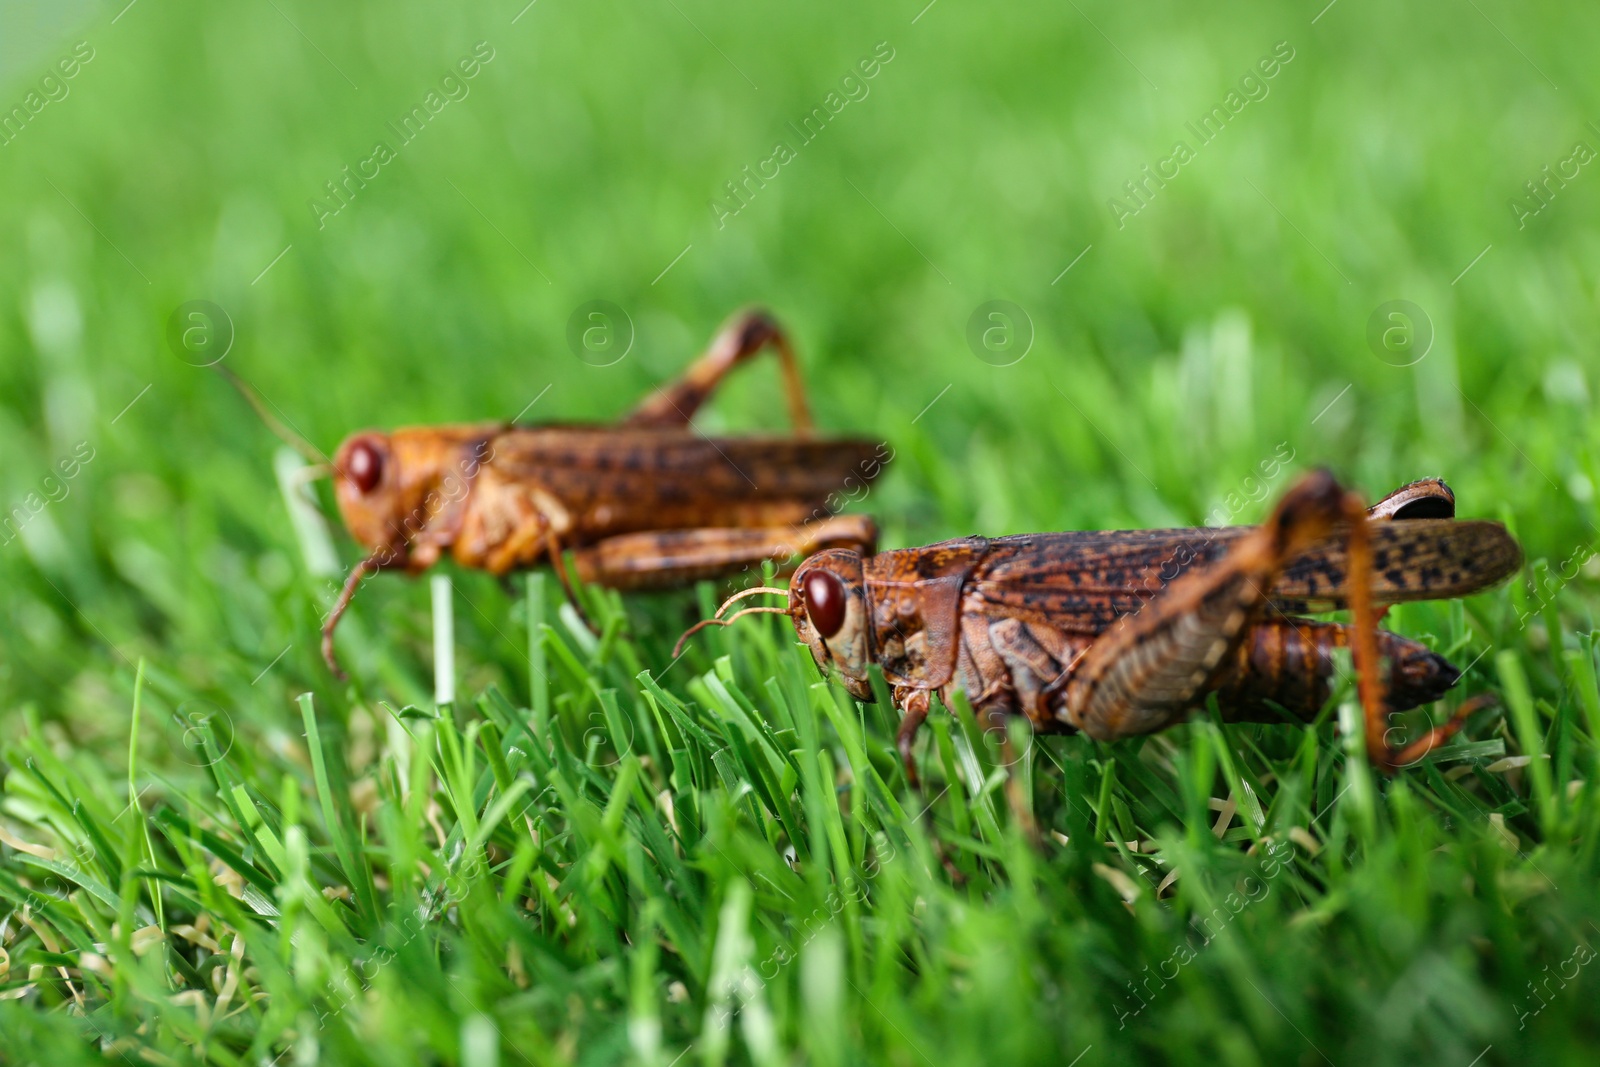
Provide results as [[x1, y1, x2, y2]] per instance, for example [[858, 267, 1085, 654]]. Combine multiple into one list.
[[3, 0, 1600, 1063]]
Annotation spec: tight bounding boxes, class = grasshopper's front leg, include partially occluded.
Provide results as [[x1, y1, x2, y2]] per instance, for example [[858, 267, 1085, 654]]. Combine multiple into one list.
[[1062, 470, 1468, 768], [322, 543, 441, 678], [893, 688, 931, 788], [569, 514, 877, 589], [623, 308, 813, 433]]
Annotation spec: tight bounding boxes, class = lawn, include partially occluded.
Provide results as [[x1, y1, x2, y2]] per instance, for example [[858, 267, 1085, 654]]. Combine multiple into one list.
[[2, 1, 1599, 1064]]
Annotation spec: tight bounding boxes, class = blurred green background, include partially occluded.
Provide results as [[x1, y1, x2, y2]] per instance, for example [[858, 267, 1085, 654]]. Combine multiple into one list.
[[2, 1, 1599, 1064]]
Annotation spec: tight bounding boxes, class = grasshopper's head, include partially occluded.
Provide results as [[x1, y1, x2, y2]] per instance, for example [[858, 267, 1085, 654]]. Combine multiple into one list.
[[790, 549, 874, 700], [332, 426, 493, 567]]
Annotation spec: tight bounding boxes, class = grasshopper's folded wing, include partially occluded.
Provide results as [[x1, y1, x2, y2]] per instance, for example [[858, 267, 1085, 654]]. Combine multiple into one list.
[[963, 520, 1522, 634], [1273, 519, 1523, 611], [487, 427, 887, 510], [964, 530, 1240, 635]]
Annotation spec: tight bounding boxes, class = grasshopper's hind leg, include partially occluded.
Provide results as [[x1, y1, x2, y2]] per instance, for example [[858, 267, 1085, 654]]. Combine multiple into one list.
[[1368, 477, 1455, 521], [568, 514, 878, 589], [1061, 470, 1366, 741], [1062, 470, 1474, 769], [622, 308, 813, 433]]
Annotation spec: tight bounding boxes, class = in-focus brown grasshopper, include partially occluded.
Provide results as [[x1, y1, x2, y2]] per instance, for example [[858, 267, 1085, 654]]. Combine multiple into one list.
[[683, 470, 1522, 778], [227, 310, 886, 676]]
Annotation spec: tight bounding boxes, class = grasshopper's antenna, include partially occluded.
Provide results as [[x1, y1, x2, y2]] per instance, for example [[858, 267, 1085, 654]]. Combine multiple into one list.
[[672, 606, 791, 659], [672, 585, 792, 658], [709, 586, 789, 617], [215, 365, 330, 466]]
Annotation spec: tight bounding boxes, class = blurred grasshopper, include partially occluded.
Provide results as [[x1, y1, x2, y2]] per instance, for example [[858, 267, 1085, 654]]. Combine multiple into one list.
[[682, 471, 1522, 778], [226, 310, 886, 676]]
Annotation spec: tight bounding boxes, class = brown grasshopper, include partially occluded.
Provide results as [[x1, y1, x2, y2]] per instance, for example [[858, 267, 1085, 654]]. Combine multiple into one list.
[[227, 310, 886, 676], [683, 470, 1522, 778]]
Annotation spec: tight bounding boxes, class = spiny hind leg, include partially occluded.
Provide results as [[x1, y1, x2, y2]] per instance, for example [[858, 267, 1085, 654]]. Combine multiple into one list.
[[568, 514, 877, 590], [1061, 470, 1369, 741], [1065, 470, 1477, 768], [1368, 477, 1455, 521], [1383, 693, 1495, 767], [622, 308, 813, 432]]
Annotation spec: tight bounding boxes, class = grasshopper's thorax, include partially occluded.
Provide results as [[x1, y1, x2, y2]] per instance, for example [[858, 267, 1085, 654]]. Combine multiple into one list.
[[332, 424, 498, 569], [790, 550, 875, 701]]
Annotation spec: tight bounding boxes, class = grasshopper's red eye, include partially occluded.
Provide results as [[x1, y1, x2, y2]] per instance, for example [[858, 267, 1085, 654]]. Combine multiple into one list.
[[803, 569, 847, 639], [347, 441, 383, 494]]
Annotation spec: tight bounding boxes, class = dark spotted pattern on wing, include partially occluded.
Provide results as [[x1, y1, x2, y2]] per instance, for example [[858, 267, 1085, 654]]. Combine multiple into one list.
[[1274, 520, 1523, 611], [485, 427, 885, 536], [961, 520, 1521, 636], [964, 529, 1243, 635]]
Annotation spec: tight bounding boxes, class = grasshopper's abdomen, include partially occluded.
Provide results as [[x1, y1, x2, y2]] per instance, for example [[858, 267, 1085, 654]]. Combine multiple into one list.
[[1208, 619, 1460, 723], [955, 614, 1460, 736]]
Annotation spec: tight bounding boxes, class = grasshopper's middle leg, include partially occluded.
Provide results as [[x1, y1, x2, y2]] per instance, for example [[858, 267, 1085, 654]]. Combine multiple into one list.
[[568, 514, 877, 589], [622, 308, 813, 433]]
